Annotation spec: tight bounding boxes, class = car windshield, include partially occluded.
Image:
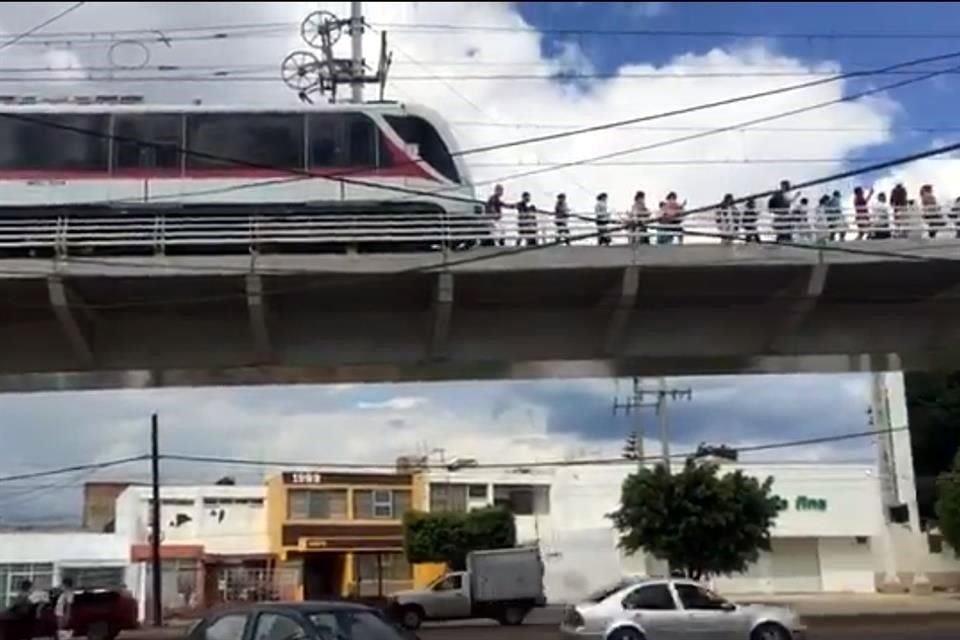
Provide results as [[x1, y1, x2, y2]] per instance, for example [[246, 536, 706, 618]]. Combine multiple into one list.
[[308, 611, 402, 640], [585, 578, 640, 603]]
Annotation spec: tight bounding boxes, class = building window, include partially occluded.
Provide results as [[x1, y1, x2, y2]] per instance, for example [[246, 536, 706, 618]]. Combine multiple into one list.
[[353, 552, 412, 596], [468, 484, 488, 499], [203, 498, 264, 507], [429, 483, 467, 512], [288, 489, 348, 520], [493, 484, 550, 515], [354, 490, 411, 520], [928, 533, 944, 554], [0, 563, 54, 606], [60, 566, 126, 590]]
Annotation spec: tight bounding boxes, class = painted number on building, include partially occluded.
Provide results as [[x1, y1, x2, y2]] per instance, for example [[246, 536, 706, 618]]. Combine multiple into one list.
[[776, 495, 828, 512], [285, 472, 323, 485]]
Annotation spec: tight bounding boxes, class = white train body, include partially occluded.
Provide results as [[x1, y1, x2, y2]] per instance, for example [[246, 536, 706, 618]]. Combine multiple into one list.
[[0, 99, 477, 215]]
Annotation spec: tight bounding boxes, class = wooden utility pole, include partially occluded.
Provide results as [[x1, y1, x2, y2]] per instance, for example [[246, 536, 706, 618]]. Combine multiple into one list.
[[150, 413, 163, 627]]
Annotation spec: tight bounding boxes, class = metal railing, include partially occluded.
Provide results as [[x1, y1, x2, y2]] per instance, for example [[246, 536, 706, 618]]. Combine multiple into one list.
[[0, 207, 956, 257]]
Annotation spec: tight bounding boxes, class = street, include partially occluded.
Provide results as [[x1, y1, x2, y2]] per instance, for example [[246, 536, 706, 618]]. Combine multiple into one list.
[[415, 621, 960, 639]]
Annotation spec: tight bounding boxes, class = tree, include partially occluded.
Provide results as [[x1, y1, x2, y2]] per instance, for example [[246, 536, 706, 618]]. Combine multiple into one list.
[[403, 507, 516, 570], [935, 451, 960, 554], [608, 460, 782, 580], [904, 371, 960, 524]]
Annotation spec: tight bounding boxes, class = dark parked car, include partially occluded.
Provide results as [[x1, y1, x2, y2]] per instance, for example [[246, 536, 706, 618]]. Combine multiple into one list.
[[186, 602, 418, 640], [0, 588, 139, 640]]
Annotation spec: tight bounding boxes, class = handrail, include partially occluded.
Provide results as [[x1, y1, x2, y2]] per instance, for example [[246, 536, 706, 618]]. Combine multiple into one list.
[[0, 207, 955, 256]]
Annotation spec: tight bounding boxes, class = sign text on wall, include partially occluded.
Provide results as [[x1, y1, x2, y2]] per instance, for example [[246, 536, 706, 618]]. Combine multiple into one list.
[[284, 472, 323, 485], [775, 495, 828, 512]]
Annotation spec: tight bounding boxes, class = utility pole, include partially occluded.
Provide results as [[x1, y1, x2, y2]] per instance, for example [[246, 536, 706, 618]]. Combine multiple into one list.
[[613, 379, 657, 471], [150, 413, 162, 628], [349, 1, 364, 103], [614, 378, 692, 474]]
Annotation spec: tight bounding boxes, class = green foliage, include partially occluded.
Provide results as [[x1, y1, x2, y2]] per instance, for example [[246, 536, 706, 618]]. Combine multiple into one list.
[[935, 451, 960, 555], [904, 372, 960, 523], [608, 460, 783, 580], [403, 507, 516, 570]]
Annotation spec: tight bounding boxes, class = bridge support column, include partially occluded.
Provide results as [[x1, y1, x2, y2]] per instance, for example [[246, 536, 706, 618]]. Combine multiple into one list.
[[246, 273, 272, 363], [47, 276, 95, 366], [429, 272, 454, 359], [764, 263, 829, 353], [602, 266, 640, 356]]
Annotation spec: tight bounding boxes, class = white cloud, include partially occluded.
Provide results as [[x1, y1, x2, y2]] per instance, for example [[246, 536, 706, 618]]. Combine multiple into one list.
[[355, 396, 429, 411]]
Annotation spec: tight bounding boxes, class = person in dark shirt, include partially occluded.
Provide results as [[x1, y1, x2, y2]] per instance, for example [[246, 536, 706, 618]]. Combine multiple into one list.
[[554, 193, 570, 245], [741, 198, 759, 243], [768, 180, 796, 242], [516, 191, 538, 247], [484, 184, 514, 247]]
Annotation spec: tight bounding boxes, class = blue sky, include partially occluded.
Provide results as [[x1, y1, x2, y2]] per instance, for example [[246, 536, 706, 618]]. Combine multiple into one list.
[[0, 1, 947, 521], [518, 1, 960, 165]]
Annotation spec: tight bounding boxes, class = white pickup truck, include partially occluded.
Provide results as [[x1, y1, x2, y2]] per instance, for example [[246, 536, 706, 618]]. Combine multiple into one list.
[[389, 547, 546, 630]]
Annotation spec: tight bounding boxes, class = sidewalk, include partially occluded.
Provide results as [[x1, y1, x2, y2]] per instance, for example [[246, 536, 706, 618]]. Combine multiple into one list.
[[731, 591, 960, 619]]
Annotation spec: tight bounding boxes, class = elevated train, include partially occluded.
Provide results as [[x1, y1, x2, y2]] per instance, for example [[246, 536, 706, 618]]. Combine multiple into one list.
[[0, 98, 486, 255]]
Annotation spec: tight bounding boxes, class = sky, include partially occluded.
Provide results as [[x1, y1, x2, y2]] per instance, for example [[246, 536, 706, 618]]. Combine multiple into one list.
[[0, 1, 951, 521]]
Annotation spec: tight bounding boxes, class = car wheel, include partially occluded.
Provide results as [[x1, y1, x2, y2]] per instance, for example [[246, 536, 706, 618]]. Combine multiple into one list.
[[607, 627, 644, 640], [87, 621, 112, 640], [497, 606, 526, 626], [752, 622, 790, 640], [400, 606, 424, 631]]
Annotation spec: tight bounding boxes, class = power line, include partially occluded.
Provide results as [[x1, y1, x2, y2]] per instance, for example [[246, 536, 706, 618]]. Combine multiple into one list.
[[449, 48, 960, 159], [452, 55, 960, 193], [159, 426, 910, 472], [0, 455, 148, 485], [450, 121, 960, 134], [0, 2, 86, 52], [375, 22, 960, 42]]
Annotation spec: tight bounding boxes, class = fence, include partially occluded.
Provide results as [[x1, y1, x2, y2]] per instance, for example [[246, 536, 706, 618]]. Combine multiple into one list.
[[0, 207, 955, 258]]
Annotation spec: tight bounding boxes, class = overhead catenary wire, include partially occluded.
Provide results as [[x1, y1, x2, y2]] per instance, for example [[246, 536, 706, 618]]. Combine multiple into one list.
[[374, 22, 960, 42], [0, 2, 86, 52]]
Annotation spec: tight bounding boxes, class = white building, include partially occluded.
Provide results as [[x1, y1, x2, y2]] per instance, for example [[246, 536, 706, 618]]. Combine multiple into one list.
[[0, 529, 132, 606], [114, 484, 271, 619], [417, 461, 892, 600]]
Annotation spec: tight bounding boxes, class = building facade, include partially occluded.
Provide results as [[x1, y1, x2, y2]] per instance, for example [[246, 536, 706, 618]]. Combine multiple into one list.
[[265, 471, 417, 599], [0, 529, 132, 606], [414, 461, 901, 600], [114, 484, 275, 619]]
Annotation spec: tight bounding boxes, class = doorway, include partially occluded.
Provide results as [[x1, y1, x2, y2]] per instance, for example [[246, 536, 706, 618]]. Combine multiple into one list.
[[303, 553, 345, 600]]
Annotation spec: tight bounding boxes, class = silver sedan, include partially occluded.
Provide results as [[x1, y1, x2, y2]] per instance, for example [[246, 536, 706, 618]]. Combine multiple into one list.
[[560, 577, 806, 640]]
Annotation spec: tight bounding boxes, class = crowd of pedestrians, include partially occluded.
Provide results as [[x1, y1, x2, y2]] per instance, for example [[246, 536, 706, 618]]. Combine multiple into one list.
[[482, 180, 960, 247]]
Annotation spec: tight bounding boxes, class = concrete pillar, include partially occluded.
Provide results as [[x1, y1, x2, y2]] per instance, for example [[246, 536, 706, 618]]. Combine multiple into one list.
[[882, 370, 932, 593]]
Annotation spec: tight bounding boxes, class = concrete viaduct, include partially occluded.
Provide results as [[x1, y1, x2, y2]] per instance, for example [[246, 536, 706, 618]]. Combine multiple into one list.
[[0, 240, 958, 393]]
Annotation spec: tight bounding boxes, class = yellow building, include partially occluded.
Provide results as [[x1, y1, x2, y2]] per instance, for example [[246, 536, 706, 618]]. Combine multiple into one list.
[[266, 470, 417, 599]]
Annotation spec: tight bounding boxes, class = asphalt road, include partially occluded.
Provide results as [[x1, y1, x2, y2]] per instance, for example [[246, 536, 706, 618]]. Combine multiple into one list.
[[414, 621, 960, 639], [121, 619, 960, 640]]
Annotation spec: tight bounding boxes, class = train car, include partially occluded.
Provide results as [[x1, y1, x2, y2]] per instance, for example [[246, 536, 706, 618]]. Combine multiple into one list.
[[0, 97, 485, 255]]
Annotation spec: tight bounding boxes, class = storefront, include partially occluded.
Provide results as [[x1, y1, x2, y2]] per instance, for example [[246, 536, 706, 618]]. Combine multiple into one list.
[[266, 471, 417, 599], [0, 529, 132, 605]]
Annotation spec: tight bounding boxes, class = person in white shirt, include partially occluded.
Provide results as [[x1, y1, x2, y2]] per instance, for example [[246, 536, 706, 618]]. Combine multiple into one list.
[[54, 578, 74, 640], [871, 192, 892, 239]]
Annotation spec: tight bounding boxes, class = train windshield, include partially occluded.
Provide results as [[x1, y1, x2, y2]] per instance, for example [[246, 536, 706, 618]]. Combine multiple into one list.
[[384, 115, 460, 183]]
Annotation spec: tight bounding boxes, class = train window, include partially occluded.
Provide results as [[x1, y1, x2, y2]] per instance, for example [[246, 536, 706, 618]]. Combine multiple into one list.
[[308, 113, 381, 169], [384, 115, 460, 183], [186, 112, 305, 171], [113, 113, 182, 171], [0, 113, 109, 171]]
